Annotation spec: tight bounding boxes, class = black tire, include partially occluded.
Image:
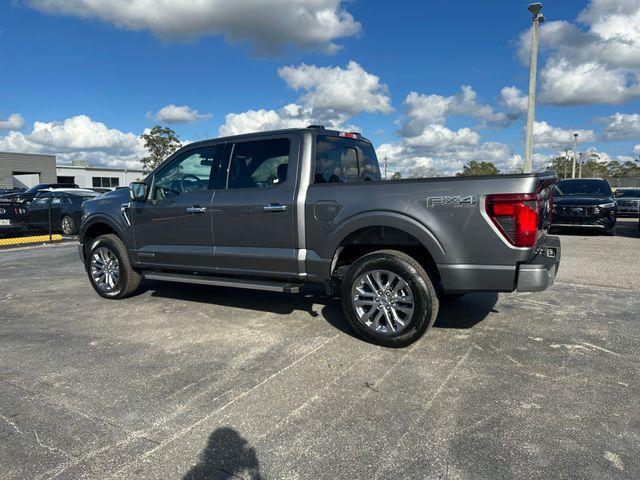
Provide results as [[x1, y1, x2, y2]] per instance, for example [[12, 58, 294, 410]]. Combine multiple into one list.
[[86, 234, 141, 299], [341, 249, 439, 348], [61, 215, 76, 235]]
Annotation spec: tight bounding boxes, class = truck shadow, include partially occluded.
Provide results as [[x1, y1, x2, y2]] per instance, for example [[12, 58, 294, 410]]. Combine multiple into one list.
[[144, 281, 498, 340]]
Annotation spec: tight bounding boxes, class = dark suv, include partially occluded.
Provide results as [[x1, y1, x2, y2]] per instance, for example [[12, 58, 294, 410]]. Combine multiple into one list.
[[551, 178, 617, 234]]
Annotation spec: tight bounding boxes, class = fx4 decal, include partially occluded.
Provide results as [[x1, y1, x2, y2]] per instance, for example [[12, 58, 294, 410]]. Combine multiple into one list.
[[426, 195, 478, 208]]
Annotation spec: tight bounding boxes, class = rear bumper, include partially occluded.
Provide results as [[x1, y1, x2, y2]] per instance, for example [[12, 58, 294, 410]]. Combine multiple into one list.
[[515, 236, 561, 292], [438, 235, 561, 294]]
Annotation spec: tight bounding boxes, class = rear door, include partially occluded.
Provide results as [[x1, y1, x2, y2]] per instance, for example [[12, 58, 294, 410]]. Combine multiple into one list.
[[130, 143, 226, 269], [27, 194, 54, 229], [211, 134, 300, 278]]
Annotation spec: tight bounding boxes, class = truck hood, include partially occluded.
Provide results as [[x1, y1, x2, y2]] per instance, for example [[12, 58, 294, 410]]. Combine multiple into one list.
[[553, 196, 614, 206]]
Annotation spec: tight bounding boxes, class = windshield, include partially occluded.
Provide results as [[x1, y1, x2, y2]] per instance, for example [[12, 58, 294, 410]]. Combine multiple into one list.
[[24, 184, 47, 193], [554, 180, 612, 197], [615, 189, 640, 198]]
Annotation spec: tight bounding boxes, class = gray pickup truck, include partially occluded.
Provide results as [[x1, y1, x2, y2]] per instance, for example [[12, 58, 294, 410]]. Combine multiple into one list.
[[79, 126, 560, 347]]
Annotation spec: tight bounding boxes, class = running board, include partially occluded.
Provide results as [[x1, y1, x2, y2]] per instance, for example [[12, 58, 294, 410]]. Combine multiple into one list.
[[143, 271, 302, 293]]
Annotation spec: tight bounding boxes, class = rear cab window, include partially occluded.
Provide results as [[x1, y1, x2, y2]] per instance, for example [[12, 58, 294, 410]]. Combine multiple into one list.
[[314, 135, 381, 183]]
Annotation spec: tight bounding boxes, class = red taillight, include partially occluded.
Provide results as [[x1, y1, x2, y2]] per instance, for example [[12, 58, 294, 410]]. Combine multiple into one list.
[[486, 193, 540, 247]]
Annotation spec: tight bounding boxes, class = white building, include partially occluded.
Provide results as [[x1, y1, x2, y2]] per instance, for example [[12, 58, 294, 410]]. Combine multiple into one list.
[[56, 161, 146, 190]]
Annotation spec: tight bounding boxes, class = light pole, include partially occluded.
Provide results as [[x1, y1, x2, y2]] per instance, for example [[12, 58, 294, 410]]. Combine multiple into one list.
[[384, 156, 388, 180], [524, 3, 544, 173], [578, 152, 584, 178], [563, 148, 569, 178], [571, 132, 579, 178]]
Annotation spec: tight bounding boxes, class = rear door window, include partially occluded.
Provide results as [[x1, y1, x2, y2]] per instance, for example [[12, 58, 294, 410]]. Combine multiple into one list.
[[227, 138, 290, 189], [314, 135, 381, 183]]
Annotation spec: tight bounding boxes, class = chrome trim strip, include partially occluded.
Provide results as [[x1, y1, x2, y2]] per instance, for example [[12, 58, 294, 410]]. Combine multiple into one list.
[[295, 132, 312, 276]]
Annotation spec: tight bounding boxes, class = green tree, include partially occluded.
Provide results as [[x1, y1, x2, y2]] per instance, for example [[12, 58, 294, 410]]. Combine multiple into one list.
[[456, 161, 500, 176], [546, 156, 571, 178], [140, 125, 182, 171], [391, 171, 402, 180]]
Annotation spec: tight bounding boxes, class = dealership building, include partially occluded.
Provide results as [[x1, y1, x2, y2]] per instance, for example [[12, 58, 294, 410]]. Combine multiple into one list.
[[1, 151, 146, 190]]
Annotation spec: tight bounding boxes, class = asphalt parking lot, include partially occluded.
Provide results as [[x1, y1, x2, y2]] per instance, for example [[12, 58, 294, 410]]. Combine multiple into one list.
[[1, 219, 639, 480]]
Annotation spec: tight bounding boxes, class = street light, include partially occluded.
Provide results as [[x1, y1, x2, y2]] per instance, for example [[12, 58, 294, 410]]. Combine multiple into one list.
[[572, 132, 579, 178], [524, 3, 544, 173]]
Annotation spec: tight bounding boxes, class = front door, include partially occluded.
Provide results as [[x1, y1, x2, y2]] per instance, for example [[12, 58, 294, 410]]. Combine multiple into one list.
[[131, 144, 225, 269], [211, 135, 300, 278]]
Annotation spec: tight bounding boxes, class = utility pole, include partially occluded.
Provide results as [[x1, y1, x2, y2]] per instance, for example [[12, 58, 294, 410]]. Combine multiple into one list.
[[384, 156, 388, 180], [572, 133, 579, 178], [524, 3, 544, 173], [563, 149, 569, 178]]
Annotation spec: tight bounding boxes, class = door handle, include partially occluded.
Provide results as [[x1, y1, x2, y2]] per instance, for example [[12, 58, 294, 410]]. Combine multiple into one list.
[[186, 206, 207, 214], [263, 204, 287, 212]]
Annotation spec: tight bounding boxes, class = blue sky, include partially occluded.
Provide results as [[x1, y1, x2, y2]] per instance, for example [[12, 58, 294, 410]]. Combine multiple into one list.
[[1, 0, 639, 175]]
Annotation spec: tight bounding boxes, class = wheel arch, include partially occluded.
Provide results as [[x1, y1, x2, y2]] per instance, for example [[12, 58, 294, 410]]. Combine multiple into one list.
[[80, 215, 131, 260], [326, 212, 445, 281]]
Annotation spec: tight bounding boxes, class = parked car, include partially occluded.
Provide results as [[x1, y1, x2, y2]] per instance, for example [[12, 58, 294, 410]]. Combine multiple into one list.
[[614, 187, 640, 217], [551, 178, 617, 235], [28, 189, 98, 235], [0, 200, 28, 237], [78, 126, 560, 347], [0, 187, 25, 195], [0, 183, 79, 204]]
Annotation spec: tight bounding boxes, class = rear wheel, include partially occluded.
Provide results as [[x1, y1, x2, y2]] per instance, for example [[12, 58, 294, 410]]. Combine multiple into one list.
[[61, 215, 76, 235], [86, 234, 141, 299], [341, 250, 438, 348]]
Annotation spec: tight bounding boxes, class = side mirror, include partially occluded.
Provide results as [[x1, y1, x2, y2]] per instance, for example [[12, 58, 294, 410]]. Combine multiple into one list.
[[129, 182, 148, 201]]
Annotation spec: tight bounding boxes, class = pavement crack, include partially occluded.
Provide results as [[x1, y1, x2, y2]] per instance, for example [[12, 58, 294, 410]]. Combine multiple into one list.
[[34, 430, 73, 460], [0, 414, 24, 435]]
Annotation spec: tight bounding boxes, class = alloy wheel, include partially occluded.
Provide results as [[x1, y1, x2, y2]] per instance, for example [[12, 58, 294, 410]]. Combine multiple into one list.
[[351, 269, 415, 335], [90, 247, 120, 292]]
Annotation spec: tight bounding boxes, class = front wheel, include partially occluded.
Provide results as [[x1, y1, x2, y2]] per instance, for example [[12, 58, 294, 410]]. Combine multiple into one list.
[[86, 234, 141, 299], [341, 250, 439, 348]]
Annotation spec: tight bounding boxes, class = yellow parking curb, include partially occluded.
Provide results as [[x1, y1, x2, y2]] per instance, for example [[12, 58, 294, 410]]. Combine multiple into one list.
[[0, 234, 63, 246]]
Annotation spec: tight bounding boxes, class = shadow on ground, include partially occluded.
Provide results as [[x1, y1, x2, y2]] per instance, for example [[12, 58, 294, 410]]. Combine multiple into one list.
[[143, 280, 498, 342], [183, 427, 261, 480]]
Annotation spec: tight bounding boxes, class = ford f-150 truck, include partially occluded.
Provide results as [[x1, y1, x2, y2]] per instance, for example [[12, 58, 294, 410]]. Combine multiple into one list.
[[79, 126, 560, 347]]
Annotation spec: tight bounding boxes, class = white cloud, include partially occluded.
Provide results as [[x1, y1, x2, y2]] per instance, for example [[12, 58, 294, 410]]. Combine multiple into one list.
[[278, 61, 392, 117], [518, 1, 640, 105], [499, 86, 528, 113], [532, 121, 596, 150], [403, 125, 479, 149], [25, 0, 361, 55], [399, 86, 522, 139], [379, 140, 523, 178], [0, 115, 146, 168], [219, 104, 316, 137], [150, 104, 212, 124], [0, 113, 25, 131], [601, 112, 640, 140], [634, 145, 640, 155], [219, 62, 388, 136], [378, 86, 528, 177]]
